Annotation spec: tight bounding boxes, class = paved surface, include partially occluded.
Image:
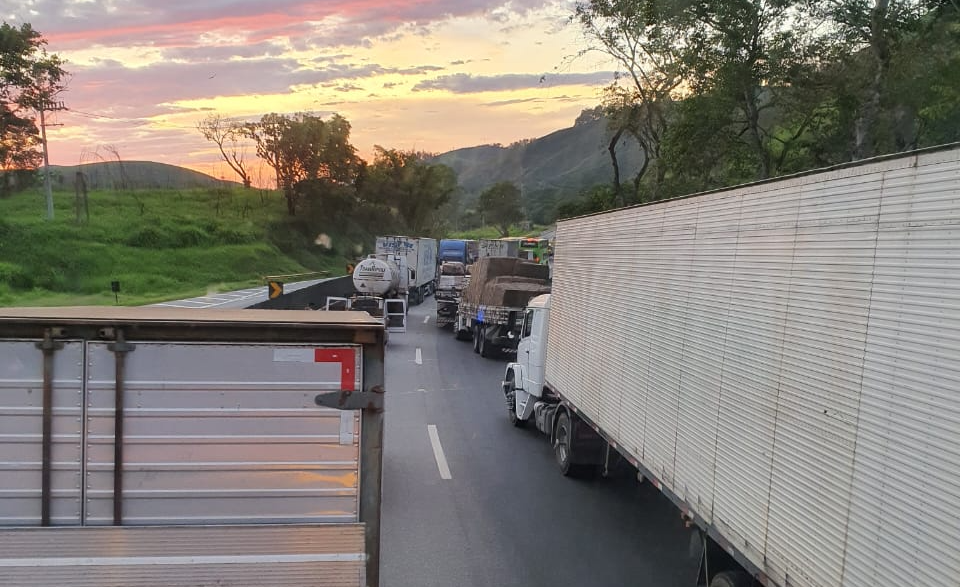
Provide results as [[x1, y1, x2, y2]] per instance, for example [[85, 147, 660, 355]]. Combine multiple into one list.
[[381, 300, 701, 587], [150, 278, 329, 309]]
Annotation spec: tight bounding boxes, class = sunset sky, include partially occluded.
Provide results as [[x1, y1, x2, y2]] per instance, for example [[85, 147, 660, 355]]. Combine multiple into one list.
[[4, 0, 616, 181]]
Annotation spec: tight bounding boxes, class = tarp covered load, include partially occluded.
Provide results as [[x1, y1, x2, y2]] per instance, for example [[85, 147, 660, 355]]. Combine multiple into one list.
[[462, 257, 550, 307]]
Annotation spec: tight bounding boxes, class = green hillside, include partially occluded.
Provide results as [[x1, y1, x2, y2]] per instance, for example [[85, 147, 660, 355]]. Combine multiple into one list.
[[431, 111, 645, 222], [0, 186, 346, 307], [49, 161, 239, 191]]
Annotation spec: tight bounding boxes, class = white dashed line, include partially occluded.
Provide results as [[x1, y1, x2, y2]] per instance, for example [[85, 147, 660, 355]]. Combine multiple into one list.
[[423, 315, 431, 324], [415, 348, 422, 365], [427, 425, 452, 480]]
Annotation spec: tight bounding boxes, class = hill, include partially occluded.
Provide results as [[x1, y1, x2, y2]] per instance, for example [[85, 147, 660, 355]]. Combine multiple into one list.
[[431, 110, 646, 222], [0, 186, 345, 307], [49, 161, 238, 190]]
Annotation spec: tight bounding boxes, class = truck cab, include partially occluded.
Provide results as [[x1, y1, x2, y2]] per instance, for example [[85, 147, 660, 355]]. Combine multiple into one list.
[[505, 294, 550, 423]]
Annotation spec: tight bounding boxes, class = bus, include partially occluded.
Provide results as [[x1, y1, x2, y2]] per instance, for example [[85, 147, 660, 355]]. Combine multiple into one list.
[[517, 237, 550, 265]]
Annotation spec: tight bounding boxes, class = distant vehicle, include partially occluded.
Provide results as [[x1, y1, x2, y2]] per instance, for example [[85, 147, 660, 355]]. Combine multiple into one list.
[[516, 237, 550, 264], [439, 238, 478, 265], [374, 235, 438, 305], [453, 256, 550, 357], [477, 238, 520, 259], [435, 261, 467, 328], [501, 145, 960, 587]]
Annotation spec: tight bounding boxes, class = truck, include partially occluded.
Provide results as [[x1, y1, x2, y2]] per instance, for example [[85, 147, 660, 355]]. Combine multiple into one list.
[[501, 145, 960, 587], [435, 261, 467, 328], [374, 235, 438, 305], [478, 238, 520, 259], [0, 305, 387, 587], [438, 238, 478, 265], [453, 256, 550, 357]]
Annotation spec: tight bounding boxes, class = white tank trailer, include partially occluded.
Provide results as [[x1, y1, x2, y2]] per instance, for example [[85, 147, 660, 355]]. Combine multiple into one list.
[[352, 257, 401, 297]]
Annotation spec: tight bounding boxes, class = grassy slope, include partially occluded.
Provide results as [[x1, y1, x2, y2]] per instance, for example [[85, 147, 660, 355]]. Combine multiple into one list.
[[447, 225, 549, 240], [0, 186, 345, 306]]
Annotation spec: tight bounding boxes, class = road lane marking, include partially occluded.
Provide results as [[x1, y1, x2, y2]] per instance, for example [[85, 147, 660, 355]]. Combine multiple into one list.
[[423, 315, 431, 324], [415, 348, 422, 365], [427, 425, 452, 480]]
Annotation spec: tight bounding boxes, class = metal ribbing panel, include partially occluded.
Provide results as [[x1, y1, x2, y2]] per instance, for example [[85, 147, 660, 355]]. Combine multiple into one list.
[[841, 150, 960, 587], [711, 181, 801, 567], [84, 342, 361, 526], [762, 167, 885, 587], [0, 341, 84, 526], [673, 191, 742, 520], [643, 199, 698, 489], [0, 523, 365, 587]]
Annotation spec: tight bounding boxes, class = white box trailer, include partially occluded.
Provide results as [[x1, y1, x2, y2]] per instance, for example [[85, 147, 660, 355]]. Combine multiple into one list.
[[478, 238, 520, 259], [503, 145, 960, 587], [0, 306, 386, 587], [375, 235, 437, 305]]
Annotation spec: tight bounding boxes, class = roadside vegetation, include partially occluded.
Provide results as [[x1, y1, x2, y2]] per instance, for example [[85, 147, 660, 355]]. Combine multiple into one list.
[[0, 186, 343, 306]]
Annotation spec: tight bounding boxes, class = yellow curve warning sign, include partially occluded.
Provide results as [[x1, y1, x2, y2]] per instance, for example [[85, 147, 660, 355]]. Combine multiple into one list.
[[268, 280, 284, 299]]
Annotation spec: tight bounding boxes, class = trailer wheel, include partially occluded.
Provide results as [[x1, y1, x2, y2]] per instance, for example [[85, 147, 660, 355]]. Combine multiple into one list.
[[478, 328, 491, 358], [504, 375, 525, 428], [709, 571, 754, 587]]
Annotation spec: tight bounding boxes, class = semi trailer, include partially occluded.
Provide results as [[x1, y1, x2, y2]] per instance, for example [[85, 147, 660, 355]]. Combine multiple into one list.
[[502, 145, 960, 587], [373, 235, 438, 305], [0, 306, 386, 587]]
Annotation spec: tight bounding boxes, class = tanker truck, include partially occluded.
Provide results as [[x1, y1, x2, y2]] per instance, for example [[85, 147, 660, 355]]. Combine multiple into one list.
[[501, 145, 960, 587], [322, 257, 409, 334]]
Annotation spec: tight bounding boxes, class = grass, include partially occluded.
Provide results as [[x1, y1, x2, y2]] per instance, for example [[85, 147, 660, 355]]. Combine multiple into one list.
[[0, 186, 347, 307]]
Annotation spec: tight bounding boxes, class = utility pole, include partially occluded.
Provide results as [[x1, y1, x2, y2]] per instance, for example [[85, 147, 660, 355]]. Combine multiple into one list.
[[38, 100, 66, 221]]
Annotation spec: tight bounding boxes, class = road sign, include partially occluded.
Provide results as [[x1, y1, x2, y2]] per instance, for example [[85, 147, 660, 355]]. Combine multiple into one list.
[[268, 280, 284, 299]]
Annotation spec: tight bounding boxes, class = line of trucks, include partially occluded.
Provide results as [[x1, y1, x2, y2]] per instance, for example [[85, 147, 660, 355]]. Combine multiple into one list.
[[0, 144, 957, 587]]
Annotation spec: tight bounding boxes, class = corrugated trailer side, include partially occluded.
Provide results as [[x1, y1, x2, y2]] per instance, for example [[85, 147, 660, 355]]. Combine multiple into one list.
[[544, 146, 960, 587]]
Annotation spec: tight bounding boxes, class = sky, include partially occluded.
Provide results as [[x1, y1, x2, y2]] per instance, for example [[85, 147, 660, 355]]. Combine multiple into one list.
[[2, 0, 616, 182]]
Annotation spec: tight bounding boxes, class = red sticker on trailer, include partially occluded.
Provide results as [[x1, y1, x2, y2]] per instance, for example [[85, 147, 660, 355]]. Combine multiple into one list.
[[314, 348, 356, 391]]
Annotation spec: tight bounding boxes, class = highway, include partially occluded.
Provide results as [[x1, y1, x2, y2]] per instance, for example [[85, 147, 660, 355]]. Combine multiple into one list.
[[150, 277, 330, 309], [381, 299, 701, 587]]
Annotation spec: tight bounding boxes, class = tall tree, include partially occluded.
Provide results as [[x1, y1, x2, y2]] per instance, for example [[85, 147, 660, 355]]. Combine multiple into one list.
[[574, 0, 693, 199], [360, 147, 457, 235], [197, 113, 253, 188], [478, 181, 523, 237], [0, 23, 66, 182], [242, 112, 362, 215]]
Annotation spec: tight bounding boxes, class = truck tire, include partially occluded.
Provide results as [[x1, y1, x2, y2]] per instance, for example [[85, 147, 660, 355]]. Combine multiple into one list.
[[710, 571, 754, 587], [504, 375, 526, 428], [553, 411, 597, 479], [478, 328, 492, 358]]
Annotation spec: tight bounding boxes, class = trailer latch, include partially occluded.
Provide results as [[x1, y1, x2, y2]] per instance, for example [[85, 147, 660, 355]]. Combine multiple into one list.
[[315, 385, 385, 412]]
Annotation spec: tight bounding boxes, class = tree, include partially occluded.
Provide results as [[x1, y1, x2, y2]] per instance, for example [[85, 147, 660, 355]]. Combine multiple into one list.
[[197, 113, 253, 188], [0, 23, 66, 184], [242, 112, 362, 215], [478, 181, 523, 237], [574, 0, 693, 199], [360, 147, 458, 235]]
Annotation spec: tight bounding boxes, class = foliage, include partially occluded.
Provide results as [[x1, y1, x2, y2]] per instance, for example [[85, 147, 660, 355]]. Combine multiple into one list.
[[0, 22, 67, 184], [197, 113, 253, 188], [241, 112, 362, 215], [478, 181, 524, 237], [0, 186, 349, 306]]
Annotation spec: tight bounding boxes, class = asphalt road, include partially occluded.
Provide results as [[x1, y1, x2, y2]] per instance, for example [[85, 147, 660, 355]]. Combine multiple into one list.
[[381, 299, 701, 587], [150, 278, 330, 309]]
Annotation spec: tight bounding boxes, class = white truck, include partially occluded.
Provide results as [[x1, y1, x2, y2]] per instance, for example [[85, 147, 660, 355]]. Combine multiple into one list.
[[0, 306, 387, 587], [374, 235, 438, 305], [502, 145, 960, 587], [478, 238, 520, 259]]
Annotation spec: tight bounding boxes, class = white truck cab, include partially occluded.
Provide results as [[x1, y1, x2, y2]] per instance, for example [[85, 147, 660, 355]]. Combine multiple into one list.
[[504, 294, 550, 424]]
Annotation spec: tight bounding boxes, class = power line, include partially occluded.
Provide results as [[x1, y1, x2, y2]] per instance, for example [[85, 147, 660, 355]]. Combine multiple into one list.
[[63, 107, 197, 130]]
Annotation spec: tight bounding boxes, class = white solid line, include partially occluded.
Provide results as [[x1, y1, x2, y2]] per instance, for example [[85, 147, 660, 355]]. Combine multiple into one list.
[[415, 348, 422, 365], [427, 425, 452, 480], [423, 315, 431, 324]]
